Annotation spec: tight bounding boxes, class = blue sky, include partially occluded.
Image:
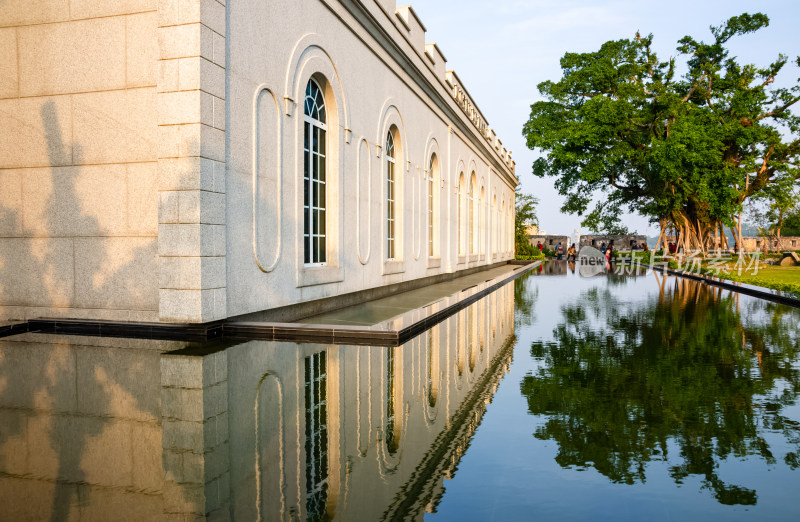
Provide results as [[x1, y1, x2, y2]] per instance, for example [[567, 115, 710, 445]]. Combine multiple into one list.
[[412, 0, 800, 236]]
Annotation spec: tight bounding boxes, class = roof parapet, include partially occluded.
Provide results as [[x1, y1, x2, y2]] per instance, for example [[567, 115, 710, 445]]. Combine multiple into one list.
[[424, 42, 447, 79], [373, 0, 514, 173], [395, 5, 426, 53]]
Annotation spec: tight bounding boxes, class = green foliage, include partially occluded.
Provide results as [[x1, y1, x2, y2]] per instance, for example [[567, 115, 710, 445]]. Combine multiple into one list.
[[784, 211, 800, 236], [514, 185, 540, 258], [520, 283, 800, 504], [749, 176, 800, 236], [522, 12, 800, 251], [515, 249, 545, 261]]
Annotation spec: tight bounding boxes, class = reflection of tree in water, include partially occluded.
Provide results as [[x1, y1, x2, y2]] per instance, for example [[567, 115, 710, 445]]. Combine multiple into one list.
[[513, 277, 538, 327], [520, 276, 800, 506]]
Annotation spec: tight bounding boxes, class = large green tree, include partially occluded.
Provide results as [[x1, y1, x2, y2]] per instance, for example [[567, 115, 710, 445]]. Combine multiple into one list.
[[523, 13, 800, 253]]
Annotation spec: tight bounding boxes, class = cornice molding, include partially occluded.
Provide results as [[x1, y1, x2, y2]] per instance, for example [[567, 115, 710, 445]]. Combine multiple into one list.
[[337, 0, 518, 189]]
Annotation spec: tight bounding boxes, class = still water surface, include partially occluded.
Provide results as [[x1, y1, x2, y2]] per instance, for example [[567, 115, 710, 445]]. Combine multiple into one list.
[[0, 264, 798, 520]]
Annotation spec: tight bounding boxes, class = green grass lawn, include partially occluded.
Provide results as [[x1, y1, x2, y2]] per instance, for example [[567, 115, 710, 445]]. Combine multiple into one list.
[[613, 251, 800, 295], [704, 264, 800, 295]]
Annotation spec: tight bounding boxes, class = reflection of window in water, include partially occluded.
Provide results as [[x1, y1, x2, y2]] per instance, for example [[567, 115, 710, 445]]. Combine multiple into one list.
[[427, 327, 438, 408], [478, 300, 485, 352], [457, 312, 465, 377], [305, 351, 328, 520], [385, 346, 399, 454], [468, 308, 476, 373]]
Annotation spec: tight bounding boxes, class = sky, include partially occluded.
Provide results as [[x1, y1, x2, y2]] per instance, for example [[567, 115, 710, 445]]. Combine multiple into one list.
[[411, 0, 800, 236]]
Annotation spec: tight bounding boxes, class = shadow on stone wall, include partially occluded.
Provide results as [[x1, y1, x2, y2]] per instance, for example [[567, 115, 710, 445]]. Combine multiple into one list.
[[0, 100, 157, 323]]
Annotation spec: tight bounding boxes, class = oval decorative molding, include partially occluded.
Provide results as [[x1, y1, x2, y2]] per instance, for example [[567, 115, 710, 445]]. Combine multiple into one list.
[[252, 85, 282, 272], [357, 139, 371, 265]]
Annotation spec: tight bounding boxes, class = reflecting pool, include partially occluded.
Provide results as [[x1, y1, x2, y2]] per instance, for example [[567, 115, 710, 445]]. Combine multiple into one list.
[[1, 264, 799, 520]]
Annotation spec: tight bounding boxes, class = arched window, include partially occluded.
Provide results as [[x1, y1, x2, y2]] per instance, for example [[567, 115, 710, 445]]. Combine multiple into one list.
[[501, 200, 505, 252], [468, 174, 475, 254], [427, 154, 437, 258], [386, 130, 396, 260], [492, 194, 497, 255], [480, 186, 486, 255], [458, 172, 466, 256], [303, 79, 327, 266]]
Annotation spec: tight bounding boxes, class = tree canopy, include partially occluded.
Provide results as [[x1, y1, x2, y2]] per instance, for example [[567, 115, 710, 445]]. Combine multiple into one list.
[[523, 12, 800, 252]]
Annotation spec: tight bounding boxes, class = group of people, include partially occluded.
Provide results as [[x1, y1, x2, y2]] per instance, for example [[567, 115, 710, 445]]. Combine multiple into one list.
[[535, 241, 578, 261], [536, 240, 649, 264]]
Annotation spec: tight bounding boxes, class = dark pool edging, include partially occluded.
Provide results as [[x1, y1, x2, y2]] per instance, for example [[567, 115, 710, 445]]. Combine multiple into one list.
[[0, 261, 541, 345], [224, 261, 540, 346], [621, 261, 800, 309], [0, 321, 29, 338]]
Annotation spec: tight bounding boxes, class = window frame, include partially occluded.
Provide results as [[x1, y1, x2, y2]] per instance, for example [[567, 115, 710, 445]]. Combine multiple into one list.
[[386, 130, 397, 261], [303, 78, 328, 267], [427, 154, 437, 259]]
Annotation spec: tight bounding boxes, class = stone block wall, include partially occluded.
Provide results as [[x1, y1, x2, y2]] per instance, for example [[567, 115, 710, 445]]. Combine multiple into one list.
[[580, 234, 647, 250], [528, 235, 570, 249], [0, 1, 160, 322], [741, 236, 800, 252], [156, 0, 227, 322]]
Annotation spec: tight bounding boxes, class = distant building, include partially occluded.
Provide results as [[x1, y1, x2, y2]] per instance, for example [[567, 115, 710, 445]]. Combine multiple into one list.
[[742, 237, 800, 252], [524, 223, 540, 236], [528, 235, 570, 251], [580, 234, 647, 251]]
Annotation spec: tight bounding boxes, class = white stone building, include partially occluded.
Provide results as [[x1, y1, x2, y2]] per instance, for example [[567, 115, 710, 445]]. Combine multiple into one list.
[[0, 0, 517, 324]]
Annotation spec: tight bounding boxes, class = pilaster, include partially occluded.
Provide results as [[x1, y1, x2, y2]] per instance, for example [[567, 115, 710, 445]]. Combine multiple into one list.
[[157, 0, 227, 322]]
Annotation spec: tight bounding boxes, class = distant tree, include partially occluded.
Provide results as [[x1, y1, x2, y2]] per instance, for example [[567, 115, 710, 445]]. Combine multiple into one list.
[[514, 187, 540, 255], [783, 211, 800, 236], [750, 173, 800, 238], [523, 13, 800, 253]]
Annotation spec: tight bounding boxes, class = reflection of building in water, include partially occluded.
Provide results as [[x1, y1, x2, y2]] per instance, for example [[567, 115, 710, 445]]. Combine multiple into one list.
[[0, 283, 516, 520], [542, 260, 568, 275], [0, 335, 182, 520], [231, 282, 516, 521]]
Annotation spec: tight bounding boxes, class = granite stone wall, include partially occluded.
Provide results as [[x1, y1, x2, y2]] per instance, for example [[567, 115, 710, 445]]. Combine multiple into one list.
[[0, 0, 160, 322]]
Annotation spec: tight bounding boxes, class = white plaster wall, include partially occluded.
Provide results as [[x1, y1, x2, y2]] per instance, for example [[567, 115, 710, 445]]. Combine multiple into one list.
[[0, 2, 160, 322], [225, 0, 517, 318]]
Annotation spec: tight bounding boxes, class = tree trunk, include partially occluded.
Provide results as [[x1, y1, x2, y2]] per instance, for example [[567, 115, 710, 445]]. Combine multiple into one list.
[[654, 217, 666, 252]]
